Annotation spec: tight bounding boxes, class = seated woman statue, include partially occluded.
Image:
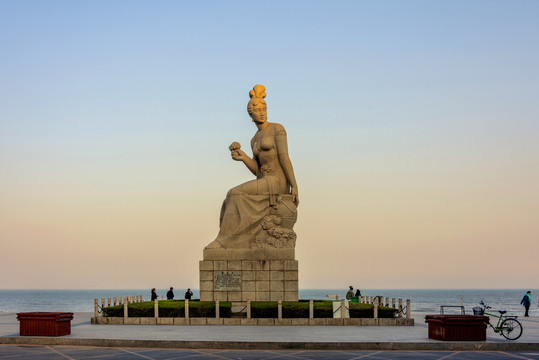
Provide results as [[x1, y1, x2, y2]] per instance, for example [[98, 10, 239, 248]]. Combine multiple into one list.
[[205, 85, 299, 250]]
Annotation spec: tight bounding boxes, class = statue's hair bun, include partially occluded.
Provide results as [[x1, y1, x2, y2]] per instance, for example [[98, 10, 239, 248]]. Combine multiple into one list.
[[249, 84, 266, 99]]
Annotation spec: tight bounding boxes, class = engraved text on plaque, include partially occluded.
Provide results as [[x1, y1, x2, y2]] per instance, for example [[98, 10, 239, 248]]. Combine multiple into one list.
[[214, 271, 242, 291]]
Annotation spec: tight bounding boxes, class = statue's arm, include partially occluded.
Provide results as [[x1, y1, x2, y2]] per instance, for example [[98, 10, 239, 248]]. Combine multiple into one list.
[[230, 141, 258, 176], [241, 154, 259, 176], [275, 128, 299, 206]]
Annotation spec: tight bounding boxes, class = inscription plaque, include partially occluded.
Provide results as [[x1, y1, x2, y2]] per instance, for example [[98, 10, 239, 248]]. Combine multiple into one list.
[[214, 271, 242, 291]]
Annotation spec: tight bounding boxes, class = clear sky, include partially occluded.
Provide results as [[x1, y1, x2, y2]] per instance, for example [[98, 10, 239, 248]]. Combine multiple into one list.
[[1, 0, 538, 290]]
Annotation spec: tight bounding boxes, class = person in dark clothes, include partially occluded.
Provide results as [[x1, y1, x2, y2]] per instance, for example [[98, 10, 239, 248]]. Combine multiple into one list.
[[521, 291, 531, 317], [355, 289, 361, 297], [166, 287, 174, 300], [185, 288, 193, 300], [151, 288, 158, 301]]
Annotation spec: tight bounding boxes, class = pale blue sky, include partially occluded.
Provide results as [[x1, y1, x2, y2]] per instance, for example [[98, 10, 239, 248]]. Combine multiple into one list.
[[1, 1, 538, 289]]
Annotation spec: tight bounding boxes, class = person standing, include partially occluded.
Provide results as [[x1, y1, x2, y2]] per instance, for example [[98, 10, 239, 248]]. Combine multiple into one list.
[[166, 287, 174, 300], [346, 286, 354, 300], [185, 288, 193, 300], [521, 291, 531, 317], [151, 288, 158, 301]]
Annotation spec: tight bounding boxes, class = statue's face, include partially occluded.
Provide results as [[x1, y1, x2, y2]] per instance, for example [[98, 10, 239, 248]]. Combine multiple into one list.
[[250, 102, 267, 124]]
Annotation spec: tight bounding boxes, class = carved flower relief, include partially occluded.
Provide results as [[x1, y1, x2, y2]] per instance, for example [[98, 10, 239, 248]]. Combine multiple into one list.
[[260, 164, 272, 175], [251, 214, 296, 249], [261, 215, 281, 229]]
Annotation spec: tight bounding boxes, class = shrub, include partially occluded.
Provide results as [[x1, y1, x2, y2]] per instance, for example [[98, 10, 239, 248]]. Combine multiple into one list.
[[158, 300, 184, 317], [349, 303, 373, 318], [251, 301, 278, 318], [314, 300, 333, 318], [101, 300, 395, 319], [378, 306, 398, 318], [102, 300, 231, 318], [218, 301, 232, 318], [348, 303, 397, 318], [253, 300, 358, 319], [190, 301, 217, 318], [283, 301, 309, 318], [102, 304, 125, 317]]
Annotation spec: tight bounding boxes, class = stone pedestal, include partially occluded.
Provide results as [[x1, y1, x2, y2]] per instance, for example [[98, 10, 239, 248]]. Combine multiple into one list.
[[200, 248, 298, 307]]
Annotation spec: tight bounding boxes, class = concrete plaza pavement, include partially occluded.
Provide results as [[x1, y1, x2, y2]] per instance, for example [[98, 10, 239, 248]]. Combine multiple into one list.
[[2, 345, 539, 359], [1, 312, 539, 351]]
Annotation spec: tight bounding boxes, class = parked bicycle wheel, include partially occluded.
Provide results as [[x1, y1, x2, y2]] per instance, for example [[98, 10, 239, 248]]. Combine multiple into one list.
[[499, 318, 523, 340]]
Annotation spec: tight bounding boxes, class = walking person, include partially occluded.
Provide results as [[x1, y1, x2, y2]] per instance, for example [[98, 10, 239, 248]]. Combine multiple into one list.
[[151, 288, 158, 301], [185, 288, 193, 300], [166, 287, 174, 300], [521, 291, 531, 317]]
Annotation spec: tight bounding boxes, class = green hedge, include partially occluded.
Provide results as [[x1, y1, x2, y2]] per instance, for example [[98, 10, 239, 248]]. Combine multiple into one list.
[[283, 301, 309, 318], [350, 303, 397, 318], [102, 300, 397, 319], [251, 300, 397, 319], [251, 301, 278, 318], [102, 300, 232, 318]]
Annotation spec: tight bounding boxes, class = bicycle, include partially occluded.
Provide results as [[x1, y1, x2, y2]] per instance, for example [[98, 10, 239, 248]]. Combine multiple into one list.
[[474, 301, 523, 340]]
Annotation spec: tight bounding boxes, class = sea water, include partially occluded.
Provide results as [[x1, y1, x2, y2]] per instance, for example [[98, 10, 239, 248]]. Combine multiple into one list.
[[0, 289, 536, 316]]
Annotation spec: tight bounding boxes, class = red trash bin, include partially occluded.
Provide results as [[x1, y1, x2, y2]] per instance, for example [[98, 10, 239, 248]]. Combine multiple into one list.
[[425, 315, 489, 341], [17, 312, 74, 336]]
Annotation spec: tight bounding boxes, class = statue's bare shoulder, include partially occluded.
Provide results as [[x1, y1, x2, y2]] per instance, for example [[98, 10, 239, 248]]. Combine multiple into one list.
[[269, 122, 286, 135]]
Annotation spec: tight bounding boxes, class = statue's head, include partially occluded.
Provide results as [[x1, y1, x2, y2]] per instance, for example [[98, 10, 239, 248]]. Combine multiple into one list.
[[247, 84, 267, 124]]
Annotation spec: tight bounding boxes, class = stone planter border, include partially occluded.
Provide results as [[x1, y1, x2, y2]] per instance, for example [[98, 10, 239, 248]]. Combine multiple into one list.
[[91, 316, 413, 326], [94, 297, 413, 326]]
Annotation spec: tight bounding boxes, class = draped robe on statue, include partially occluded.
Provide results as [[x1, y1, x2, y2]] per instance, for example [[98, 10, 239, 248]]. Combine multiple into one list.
[[206, 123, 297, 250]]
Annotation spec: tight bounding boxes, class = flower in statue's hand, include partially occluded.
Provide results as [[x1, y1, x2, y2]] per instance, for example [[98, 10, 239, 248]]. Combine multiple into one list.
[[229, 142, 241, 151]]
